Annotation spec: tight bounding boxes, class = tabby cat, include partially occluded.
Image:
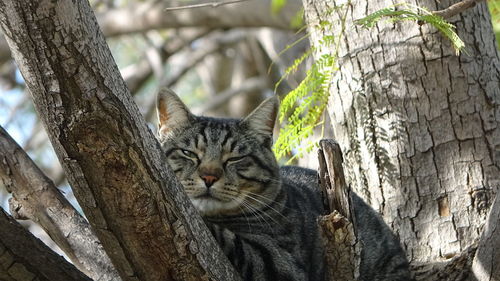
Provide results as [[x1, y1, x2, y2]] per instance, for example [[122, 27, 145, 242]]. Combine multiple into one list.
[[156, 88, 412, 281]]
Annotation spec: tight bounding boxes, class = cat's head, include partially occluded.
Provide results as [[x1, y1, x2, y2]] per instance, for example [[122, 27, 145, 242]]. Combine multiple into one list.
[[156, 88, 281, 217]]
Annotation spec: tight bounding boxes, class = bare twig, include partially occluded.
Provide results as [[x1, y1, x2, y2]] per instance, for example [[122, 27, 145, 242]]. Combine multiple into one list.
[[122, 29, 210, 94], [164, 0, 251, 11], [433, 0, 485, 19], [145, 30, 246, 121]]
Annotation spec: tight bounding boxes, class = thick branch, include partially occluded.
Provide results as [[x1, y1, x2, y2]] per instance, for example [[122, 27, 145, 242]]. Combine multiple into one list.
[[0, 209, 92, 281], [0, 125, 120, 281], [0, 1, 239, 281]]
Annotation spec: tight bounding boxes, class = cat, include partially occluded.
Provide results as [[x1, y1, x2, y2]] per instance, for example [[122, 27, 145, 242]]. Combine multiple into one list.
[[156, 87, 412, 281]]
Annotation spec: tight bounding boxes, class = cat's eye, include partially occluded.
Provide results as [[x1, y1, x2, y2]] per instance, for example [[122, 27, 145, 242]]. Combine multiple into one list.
[[226, 155, 247, 163], [180, 149, 197, 158]]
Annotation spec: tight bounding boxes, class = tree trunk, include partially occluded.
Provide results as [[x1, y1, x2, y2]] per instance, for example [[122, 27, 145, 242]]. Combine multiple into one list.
[[303, 0, 500, 279], [0, 1, 240, 281]]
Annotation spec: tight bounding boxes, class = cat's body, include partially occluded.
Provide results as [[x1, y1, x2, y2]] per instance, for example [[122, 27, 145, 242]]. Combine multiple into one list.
[[156, 88, 411, 281], [205, 166, 325, 281]]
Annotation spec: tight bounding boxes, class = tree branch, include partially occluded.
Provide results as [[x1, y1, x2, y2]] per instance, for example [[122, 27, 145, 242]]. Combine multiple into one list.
[[472, 193, 500, 280], [0, 209, 92, 281], [122, 29, 210, 94], [144, 30, 246, 121], [433, 0, 485, 19], [98, 0, 302, 37], [0, 125, 120, 281], [0, 1, 240, 281], [163, 0, 251, 11]]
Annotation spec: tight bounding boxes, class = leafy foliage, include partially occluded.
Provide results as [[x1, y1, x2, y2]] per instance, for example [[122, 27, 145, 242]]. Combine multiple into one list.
[[489, 0, 500, 49], [273, 22, 345, 162], [273, 52, 334, 161], [355, 4, 465, 54]]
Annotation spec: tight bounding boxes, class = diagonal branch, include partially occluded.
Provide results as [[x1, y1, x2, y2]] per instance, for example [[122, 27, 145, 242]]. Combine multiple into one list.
[[0, 125, 120, 281], [122, 29, 210, 94], [433, 0, 485, 19], [0, 209, 92, 281], [144, 30, 246, 121]]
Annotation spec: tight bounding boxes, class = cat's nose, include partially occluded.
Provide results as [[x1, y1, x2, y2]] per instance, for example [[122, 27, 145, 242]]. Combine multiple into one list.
[[200, 174, 219, 188], [199, 165, 223, 188]]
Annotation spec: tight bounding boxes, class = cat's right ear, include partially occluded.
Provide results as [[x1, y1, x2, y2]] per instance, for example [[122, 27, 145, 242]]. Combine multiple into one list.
[[156, 88, 193, 137]]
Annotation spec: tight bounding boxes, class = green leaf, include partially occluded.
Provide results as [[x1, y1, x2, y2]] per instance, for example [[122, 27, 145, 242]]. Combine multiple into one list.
[[271, 0, 287, 14]]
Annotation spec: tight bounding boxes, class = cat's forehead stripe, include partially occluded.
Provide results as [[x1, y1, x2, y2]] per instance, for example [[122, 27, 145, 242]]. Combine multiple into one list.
[[220, 129, 232, 148]]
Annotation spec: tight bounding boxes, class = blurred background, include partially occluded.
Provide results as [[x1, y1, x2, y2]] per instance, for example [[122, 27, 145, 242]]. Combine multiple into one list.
[[0, 0, 499, 257]]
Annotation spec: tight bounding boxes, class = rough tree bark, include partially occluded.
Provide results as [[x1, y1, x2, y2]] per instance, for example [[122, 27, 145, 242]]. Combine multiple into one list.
[[303, 0, 500, 280], [0, 1, 240, 281]]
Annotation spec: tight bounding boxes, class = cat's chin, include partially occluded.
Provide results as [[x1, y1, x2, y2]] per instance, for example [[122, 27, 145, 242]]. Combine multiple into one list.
[[190, 196, 242, 216]]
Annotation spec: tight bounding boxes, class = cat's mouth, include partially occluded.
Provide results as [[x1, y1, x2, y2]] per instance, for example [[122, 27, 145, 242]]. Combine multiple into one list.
[[195, 190, 221, 201]]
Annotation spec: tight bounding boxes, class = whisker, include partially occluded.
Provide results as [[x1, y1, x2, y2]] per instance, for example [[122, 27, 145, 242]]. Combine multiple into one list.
[[240, 201, 274, 230], [244, 193, 289, 222]]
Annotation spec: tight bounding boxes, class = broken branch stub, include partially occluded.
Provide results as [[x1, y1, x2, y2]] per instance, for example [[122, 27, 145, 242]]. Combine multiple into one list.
[[317, 139, 360, 281]]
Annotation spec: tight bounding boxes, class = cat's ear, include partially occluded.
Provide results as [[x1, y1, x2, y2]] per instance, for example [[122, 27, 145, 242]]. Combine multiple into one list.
[[156, 88, 193, 137], [241, 95, 279, 139]]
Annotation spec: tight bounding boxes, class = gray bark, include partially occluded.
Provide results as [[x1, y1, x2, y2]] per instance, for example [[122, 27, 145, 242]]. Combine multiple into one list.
[[303, 0, 500, 279], [0, 1, 240, 281]]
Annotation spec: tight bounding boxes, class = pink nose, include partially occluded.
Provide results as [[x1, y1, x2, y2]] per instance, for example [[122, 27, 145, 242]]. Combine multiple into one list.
[[201, 175, 219, 187]]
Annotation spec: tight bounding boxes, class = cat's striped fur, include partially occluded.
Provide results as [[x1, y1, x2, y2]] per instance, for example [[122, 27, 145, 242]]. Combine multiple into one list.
[[156, 88, 411, 281]]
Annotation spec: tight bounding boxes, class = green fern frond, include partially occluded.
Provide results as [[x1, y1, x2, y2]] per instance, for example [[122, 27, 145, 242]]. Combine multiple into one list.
[[274, 47, 314, 91], [273, 1, 350, 161], [355, 4, 465, 54]]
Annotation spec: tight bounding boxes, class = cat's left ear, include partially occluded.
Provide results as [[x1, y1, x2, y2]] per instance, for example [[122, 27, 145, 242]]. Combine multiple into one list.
[[156, 88, 193, 137], [241, 95, 279, 140]]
